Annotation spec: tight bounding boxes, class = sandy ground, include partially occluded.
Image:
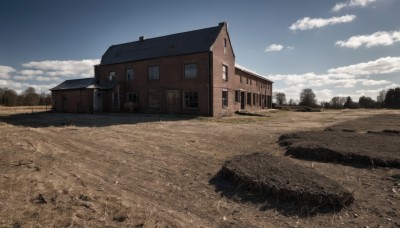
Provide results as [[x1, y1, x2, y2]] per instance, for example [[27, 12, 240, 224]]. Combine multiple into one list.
[[0, 107, 400, 227]]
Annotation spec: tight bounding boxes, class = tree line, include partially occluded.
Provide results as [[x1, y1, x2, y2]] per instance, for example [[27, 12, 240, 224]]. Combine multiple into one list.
[[0, 87, 51, 106], [274, 87, 400, 109]]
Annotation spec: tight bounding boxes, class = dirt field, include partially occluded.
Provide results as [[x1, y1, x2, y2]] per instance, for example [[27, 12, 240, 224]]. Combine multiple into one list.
[[1, 107, 400, 227]]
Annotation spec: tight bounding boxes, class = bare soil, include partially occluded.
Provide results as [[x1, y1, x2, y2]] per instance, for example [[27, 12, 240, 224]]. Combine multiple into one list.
[[1, 107, 400, 227], [219, 153, 354, 210], [279, 129, 400, 168]]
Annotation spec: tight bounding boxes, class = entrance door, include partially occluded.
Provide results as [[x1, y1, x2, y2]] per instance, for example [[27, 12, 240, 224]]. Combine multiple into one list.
[[94, 90, 102, 112], [240, 91, 245, 109], [166, 90, 179, 113]]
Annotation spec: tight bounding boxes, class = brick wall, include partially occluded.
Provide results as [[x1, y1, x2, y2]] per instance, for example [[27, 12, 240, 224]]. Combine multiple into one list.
[[211, 23, 236, 117], [96, 52, 211, 115], [52, 89, 93, 113]]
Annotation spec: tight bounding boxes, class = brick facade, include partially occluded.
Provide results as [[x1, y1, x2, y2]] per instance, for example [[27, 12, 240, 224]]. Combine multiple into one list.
[[51, 22, 273, 116]]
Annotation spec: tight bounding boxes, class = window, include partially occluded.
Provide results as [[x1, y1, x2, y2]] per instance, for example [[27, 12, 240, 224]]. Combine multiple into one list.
[[184, 63, 197, 79], [148, 66, 159, 80], [183, 91, 198, 108], [126, 68, 134, 81], [224, 38, 227, 54], [222, 90, 228, 108], [247, 92, 251, 105], [109, 72, 116, 81], [148, 92, 160, 108], [249, 79, 252, 85], [240, 75, 243, 83], [246, 77, 249, 84], [253, 93, 256, 105], [222, 65, 228, 81], [127, 92, 137, 103], [235, 90, 240, 103]]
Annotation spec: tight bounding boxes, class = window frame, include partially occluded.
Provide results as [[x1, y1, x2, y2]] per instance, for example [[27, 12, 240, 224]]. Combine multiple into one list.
[[222, 65, 228, 81], [222, 89, 228, 108], [148, 65, 160, 81], [148, 92, 160, 108], [247, 92, 251, 105], [183, 91, 199, 109], [127, 92, 138, 103], [109, 71, 116, 81], [126, 68, 134, 81], [235, 90, 240, 103], [184, 63, 198, 79], [224, 38, 227, 54]]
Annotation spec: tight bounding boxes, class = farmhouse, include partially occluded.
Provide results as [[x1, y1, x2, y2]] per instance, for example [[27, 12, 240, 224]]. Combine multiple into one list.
[[51, 22, 273, 116]]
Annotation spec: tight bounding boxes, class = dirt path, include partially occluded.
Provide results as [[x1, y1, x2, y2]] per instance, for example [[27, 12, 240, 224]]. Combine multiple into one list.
[[1, 109, 399, 227]]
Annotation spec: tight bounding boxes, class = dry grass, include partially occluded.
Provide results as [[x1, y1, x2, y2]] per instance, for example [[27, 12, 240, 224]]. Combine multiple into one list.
[[1, 107, 400, 227]]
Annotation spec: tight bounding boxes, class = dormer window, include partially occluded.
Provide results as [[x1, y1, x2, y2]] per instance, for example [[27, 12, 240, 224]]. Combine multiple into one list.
[[109, 71, 116, 81]]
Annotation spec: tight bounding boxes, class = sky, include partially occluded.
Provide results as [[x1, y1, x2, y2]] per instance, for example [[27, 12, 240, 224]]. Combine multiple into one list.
[[1, 0, 399, 103]]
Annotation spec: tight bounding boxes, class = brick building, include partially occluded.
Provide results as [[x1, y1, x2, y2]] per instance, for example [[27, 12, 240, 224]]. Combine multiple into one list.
[[51, 22, 273, 116]]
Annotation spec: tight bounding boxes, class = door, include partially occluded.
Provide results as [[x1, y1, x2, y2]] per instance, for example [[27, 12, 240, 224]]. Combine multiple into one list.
[[166, 90, 179, 113], [240, 91, 245, 109], [94, 90, 102, 112]]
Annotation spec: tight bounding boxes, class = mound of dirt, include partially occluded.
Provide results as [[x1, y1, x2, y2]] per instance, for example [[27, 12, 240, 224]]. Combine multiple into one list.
[[296, 107, 321, 112], [221, 153, 354, 208], [279, 131, 400, 168]]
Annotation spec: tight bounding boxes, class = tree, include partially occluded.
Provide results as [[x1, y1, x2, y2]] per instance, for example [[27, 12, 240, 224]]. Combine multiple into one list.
[[377, 90, 386, 108], [299, 88, 317, 107], [330, 97, 344, 109], [384, 87, 400, 108], [0, 88, 5, 105], [22, 87, 40, 106], [358, 96, 376, 108], [274, 92, 286, 105], [343, 96, 353, 109], [39, 93, 52, 105], [2, 88, 18, 106]]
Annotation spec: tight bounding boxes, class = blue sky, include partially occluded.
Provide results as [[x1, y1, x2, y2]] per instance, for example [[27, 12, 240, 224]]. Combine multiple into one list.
[[1, 0, 399, 102]]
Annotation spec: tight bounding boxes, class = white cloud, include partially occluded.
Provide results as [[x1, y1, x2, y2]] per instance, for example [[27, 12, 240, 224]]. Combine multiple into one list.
[[289, 15, 356, 31], [0, 79, 57, 94], [0, 65, 16, 79], [22, 59, 100, 78], [0, 79, 26, 92], [336, 30, 400, 48], [268, 72, 358, 88], [14, 75, 34, 81], [314, 89, 334, 101], [19, 69, 44, 76], [361, 79, 391, 86], [328, 56, 400, 75], [332, 0, 376, 12], [265, 44, 283, 52], [36, 76, 61, 82], [0, 59, 99, 94]]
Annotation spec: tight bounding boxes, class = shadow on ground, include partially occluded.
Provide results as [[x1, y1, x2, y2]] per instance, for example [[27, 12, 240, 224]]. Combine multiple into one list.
[[0, 112, 197, 128], [209, 170, 345, 217]]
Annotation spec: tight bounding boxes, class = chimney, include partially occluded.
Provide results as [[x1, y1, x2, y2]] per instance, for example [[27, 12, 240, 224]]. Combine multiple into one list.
[[139, 36, 144, 41], [219, 22, 227, 27]]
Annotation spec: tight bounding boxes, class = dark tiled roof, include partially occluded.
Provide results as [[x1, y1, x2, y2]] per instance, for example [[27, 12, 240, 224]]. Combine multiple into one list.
[[87, 80, 119, 90], [51, 78, 120, 91], [50, 78, 96, 91], [100, 23, 224, 65]]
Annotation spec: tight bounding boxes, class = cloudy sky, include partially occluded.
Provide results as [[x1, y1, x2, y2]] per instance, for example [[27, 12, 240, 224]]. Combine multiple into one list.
[[1, 0, 399, 102]]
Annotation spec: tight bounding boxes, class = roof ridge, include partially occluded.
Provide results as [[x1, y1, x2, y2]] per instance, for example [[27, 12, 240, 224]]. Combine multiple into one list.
[[111, 24, 221, 47]]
